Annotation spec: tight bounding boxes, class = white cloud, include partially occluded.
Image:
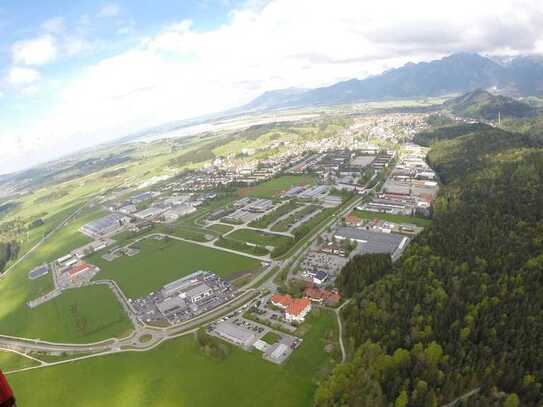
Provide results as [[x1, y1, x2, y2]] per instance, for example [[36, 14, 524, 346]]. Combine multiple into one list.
[[99, 3, 121, 17], [42, 17, 65, 34], [2, 0, 543, 174], [6, 67, 40, 86], [11, 35, 57, 65]]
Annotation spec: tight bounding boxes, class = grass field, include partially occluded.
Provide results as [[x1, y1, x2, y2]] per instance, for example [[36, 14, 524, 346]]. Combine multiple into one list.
[[0, 351, 40, 372], [226, 229, 293, 248], [239, 175, 315, 198], [206, 224, 234, 234], [271, 205, 320, 232], [352, 209, 432, 227], [0, 205, 133, 343], [0, 285, 132, 343], [8, 311, 338, 407], [89, 238, 261, 298]]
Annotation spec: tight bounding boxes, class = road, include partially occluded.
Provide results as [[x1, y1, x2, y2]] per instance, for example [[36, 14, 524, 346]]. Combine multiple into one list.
[[335, 299, 352, 363]]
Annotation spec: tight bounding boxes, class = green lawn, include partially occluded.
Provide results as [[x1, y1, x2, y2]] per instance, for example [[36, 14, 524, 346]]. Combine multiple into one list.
[[206, 224, 234, 234], [8, 311, 338, 407], [261, 331, 281, 344], [89, 238, 261, 298], [0, 206, 132, 343], [240, 175, 315, 198], [226, 229, 293, 248], [0, 351, 40, 372], [0, 285, 132, 343], [352, 209, 432, 227]]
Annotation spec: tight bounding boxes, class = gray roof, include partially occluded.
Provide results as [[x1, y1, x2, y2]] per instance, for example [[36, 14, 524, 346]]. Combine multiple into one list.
[[185, 283, 212, 299], [157, 296, 187, 314], [334, 227, 407, 255], [215, 322, 255, 343]]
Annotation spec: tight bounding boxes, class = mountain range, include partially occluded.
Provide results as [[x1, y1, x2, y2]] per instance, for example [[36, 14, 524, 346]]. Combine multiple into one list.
[[242, 53, 543, 112]]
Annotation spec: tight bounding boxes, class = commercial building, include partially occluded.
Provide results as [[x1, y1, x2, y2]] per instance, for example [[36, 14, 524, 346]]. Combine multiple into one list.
[[156, 296, 187, 315], [162, 271, 206, 297], [185, 283, 213, 303], [214, 321, 256, 348], [334, 227, 407, 256], [247, 199, 274, 213], [271, 294, 312, 323], [304, 287, 341, 306], [81, 213, 126, 236]]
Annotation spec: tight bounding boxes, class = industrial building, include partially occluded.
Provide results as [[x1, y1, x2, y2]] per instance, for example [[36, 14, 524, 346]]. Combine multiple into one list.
[[334, 227, 408, 256], [81, 213, 126, 236], [214, 321, 256, 348]]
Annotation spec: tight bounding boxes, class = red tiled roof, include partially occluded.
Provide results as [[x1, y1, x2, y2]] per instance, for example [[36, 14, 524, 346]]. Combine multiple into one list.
[[68, 262, 91, 276], [304, 287, 341, 305], [271, 294, 292, 307], [286, 298, 311, 317]]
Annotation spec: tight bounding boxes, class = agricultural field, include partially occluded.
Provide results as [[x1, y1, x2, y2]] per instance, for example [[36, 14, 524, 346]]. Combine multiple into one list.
[[0, 351, 40, 372], [8, 310, 338, 407], [240, 175, 315, 198], [351, 209, 432, 227], [0, 285, 132, 343], [225, 229, 293, 248], [89, 238, 261, 298]]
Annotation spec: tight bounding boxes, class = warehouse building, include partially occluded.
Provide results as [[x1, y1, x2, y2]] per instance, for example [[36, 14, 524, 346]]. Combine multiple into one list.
[[334, 227, 407, 256], [214, 321, 256, 348], [81, 213, 126, 236]]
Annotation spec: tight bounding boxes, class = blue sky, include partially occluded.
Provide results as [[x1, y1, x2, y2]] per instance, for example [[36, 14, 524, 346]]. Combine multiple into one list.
[[0, 0, 542, 174]]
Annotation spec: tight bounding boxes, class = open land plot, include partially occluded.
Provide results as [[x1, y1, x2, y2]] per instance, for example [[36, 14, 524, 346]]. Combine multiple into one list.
[[90, 238, 261, 298], [0, 351, 40, 371], [214, 238, 269, 257], [226, 229, 293, 248], [0, 284, 132, 343], [8, 311, 338, 407], [271, 205, 321, 232], [352, 209, 432, 227], [249, 200, 302, 229], [207, 223, 234, 234], [240, 175, 315, 198], [0, 205, 132, 343]]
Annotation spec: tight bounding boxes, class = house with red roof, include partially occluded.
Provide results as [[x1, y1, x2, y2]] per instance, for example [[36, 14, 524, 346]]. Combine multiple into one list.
[[285, 297, 311, 323], [304, 287, 341, 306], [271, 294, 312, 323]]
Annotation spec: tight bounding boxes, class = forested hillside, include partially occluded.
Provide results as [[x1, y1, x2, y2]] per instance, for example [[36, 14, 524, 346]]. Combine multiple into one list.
[[315, 125, 543, 406]]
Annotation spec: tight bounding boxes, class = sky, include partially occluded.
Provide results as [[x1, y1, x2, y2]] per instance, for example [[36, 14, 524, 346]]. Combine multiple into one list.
[[1, 0, 543, 175]]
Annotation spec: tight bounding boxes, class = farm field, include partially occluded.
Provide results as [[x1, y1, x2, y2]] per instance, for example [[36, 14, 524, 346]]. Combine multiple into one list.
[[0, 351, 40, 372], [90, 238, 261, 298], [8, 311, 338, 407], [226, 229, 293, 248], [240, 175, 315, 198], [0, 285, 132, 343], [352, 209, 432, 227]]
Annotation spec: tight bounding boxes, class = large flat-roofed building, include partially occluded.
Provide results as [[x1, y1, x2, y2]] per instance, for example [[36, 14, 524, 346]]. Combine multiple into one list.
[[214, 321, 256, 347], [134, 206, 166, 220], [246, 198, 273, 213], [334, 227, 407, 256], [161, 271, 205, 297], [81, 213, 125, 236], [185, 283, 213, 303], [157, 296, 187, 315]]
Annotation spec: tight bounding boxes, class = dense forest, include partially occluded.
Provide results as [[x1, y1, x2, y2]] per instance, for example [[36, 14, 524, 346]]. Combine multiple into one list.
[[315, 124, 543, 406]]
